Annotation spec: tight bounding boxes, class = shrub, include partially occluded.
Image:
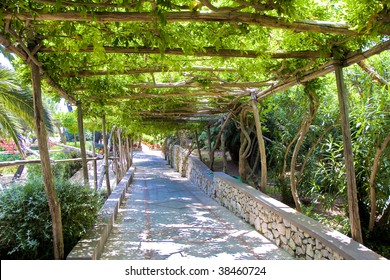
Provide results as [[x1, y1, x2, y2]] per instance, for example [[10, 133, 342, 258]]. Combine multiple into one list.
[[26, 152, 82, 182], [0, 178, 103, 259]]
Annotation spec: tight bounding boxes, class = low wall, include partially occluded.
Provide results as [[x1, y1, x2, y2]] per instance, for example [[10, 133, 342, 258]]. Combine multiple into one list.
[[66, 166, 135, 260], [167, 144, 385, 260]]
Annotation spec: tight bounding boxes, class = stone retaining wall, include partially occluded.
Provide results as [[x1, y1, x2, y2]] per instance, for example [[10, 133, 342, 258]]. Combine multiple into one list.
[[167, 144, 385, 260]]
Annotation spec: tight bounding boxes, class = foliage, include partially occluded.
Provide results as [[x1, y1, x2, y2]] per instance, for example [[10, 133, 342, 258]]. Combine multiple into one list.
[[0, 66, 54, 154], [26, 152, 82, 182], [0, 178, 103, 259]]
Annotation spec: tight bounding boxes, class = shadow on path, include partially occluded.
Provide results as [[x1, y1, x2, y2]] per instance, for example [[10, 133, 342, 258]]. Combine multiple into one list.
[[100, 148, 293, 260]]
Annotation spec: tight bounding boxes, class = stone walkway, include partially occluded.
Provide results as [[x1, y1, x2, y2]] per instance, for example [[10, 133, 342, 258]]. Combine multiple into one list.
[[99, 148, 293, 260]]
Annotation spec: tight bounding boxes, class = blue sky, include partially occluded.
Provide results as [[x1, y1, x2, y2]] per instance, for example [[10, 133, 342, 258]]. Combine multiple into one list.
[[0, 52, 13, 69]]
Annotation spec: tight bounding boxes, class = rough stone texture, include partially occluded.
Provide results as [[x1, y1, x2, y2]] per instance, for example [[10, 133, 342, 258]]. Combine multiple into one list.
[[168, 145, 386, 260]]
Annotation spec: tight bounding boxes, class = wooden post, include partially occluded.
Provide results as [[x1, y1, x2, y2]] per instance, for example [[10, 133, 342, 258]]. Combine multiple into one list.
[[130, 136, 133, 162], [112, 129, 119, 183], [77, 101, 89, 187], [30, 62, 64, 259], [102, 115, 111, 196], [116, 129, 124, 180], [92, 131, 98, 190], [251, 94, 268, 192], [335, 64, 363, 243], [125, 136, 130, 169], [207, 125, 214, 170]]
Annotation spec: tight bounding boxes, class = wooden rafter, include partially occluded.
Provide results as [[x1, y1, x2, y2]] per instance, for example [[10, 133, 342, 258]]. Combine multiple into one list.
[[255, 40, 390, 100], [61, 66, 238, 78], [5, 11, 359, 35], [76, 81, 273, 92], [40, 46, 329, 60], [0, 34, 77, 104], [96, 90, 246, 100]]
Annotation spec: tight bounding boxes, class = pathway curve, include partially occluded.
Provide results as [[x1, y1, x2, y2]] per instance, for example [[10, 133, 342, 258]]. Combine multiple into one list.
[[99, 148, 293, 260]]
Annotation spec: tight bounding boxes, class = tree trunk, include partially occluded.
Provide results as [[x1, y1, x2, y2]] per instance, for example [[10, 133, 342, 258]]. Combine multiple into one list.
[[92, 131, 98, 190], [289, 89, 319, 212], [251, 96, 267, 193], [194, 129, 203, 162], [30, 62, 64, 259], [207, 125, 214, 170], [77, 101, 89, 187], [238, 108, 252, 183], [102, 115, 111, 196], [369, 132, 390, 230], [210, 112, 233, 171], [335, 64, 363, 243], [54, 122, 66, 144], [221, 130, 227, 173], [281, 122, 302, 178]]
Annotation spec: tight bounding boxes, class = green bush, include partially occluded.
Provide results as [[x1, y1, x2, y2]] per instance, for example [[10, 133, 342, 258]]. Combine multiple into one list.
[[0, 178, 103, 259], [0, 153, 22, 162], [26, 152, 82, 182]]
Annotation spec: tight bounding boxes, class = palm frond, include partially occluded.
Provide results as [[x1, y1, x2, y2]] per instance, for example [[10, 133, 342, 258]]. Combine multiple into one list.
[[0, 67, 54, 133]]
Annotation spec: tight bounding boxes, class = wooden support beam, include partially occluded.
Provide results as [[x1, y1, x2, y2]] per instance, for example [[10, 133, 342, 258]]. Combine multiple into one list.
[[334, 64, 363, 243], [92, 131, 98, 190], [6, 11, 358, 35], [30, 61, 64, 260], [40, 46, 328, 59], [61, 66, 238, 77], [77, 101, 89, 187], [0, 34, 76, 104], [102, 115, 111, 196], [0, 157, 103, 167], [256, 40, 390, 100]]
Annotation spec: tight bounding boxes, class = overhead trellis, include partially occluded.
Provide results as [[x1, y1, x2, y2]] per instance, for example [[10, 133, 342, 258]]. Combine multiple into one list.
[[1, 0, 388, 124], [1, 1, 389, 258]]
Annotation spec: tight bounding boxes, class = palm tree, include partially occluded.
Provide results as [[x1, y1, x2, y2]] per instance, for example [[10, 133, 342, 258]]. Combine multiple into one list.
[[0, 65, 53, 155]]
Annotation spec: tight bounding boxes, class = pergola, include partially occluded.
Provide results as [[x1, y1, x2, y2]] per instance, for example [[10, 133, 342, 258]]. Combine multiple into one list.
[[1, 0, 389, 259]]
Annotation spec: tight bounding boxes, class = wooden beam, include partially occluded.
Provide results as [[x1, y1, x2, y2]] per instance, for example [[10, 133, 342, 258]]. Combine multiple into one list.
[[6, 11, 357, 35], [40, 46, 328, 59], [256, 40, 390, 100], [0, 34, 77, 104], [61, 66, 238, 77], [334, 64, 363, 243], [102, 115, 111, 196], [76, 101, 89, 187], [0, 157, 103, 167], [98, 90, 246, 100], [30, 61, 64, 259], [357, 61, 389, 86], [78, 81, 273, 92]]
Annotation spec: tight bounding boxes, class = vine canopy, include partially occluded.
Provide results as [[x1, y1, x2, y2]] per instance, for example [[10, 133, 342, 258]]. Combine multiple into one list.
[[0, 0, 389, 133]]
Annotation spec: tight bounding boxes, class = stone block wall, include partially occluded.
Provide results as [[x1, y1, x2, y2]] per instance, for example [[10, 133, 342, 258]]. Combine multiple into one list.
[[167, 144, 385, 260]]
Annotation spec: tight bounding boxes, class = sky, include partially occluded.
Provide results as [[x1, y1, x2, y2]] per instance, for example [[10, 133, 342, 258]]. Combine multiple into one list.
[[0, 52, 13, 70]]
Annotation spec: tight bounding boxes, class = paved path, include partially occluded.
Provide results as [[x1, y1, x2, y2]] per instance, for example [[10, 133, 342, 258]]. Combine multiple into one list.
[[99, 148, 293, 260]]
